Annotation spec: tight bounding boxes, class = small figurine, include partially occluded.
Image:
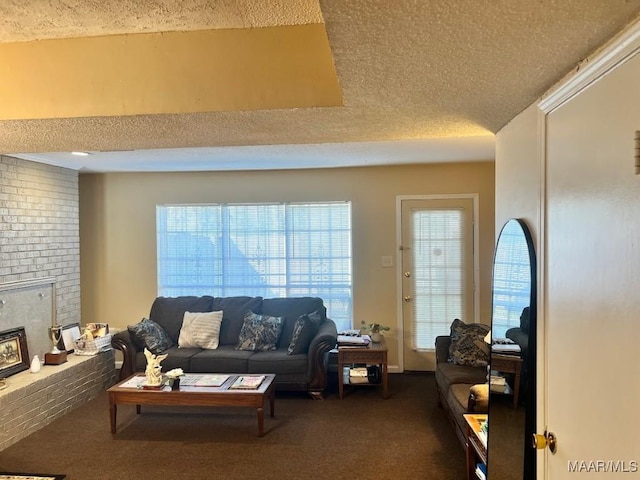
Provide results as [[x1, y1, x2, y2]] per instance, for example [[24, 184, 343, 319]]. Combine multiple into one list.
[[144, 348, 168, 386]]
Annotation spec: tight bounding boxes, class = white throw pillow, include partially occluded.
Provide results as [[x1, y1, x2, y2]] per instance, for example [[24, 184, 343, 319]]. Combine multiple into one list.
[[178, 310, 223, 349]]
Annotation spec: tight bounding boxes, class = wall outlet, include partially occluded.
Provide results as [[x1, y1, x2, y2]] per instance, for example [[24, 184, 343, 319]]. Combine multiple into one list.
[[381, 256, 393, 267]]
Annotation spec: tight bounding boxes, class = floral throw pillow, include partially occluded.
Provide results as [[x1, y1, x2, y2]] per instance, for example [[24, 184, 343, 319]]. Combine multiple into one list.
[[128, 318, 174, 354], [236, 311, 284, 352], [448, 318, 490, 367]]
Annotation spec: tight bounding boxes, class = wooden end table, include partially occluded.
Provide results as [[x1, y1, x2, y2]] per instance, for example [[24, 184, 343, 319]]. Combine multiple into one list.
[[107, 373, 275, 437], [464, 413, 487, 480], [491, 353, 522, 408], [338, 336, 388, 399]]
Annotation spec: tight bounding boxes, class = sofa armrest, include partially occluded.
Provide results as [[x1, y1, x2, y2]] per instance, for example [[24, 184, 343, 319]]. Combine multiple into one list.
[[306, 318, 338, 395], [111, 329, 140, 381], [505, 327, 529, 358], [435, 335, 451, 364]]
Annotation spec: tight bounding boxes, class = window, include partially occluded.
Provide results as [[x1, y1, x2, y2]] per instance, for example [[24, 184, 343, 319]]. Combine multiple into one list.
[[157, 202, 352, 331], [491, 222, 531, 338]]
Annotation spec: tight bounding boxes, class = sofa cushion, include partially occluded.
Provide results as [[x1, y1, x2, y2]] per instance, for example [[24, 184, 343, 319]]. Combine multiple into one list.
[[261, 297, 326, 349], [447, 383, 479, 435], [236, 311, 284, 351], [149, 296, 215, 342], [288, 311, 322, 355], [189, 345, 254, 373], [128, 318, 174, 354], [178, 310, 223, 349], [248, 350, 308, 375], [448, 318, 490, 367], [448, 383, 475, 413], [214, 296, 263, 345], [435, 362, 488, 395]]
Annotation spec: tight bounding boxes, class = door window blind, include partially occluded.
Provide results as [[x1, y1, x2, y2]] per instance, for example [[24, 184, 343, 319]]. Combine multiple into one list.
[[412, 209, 465, 350]]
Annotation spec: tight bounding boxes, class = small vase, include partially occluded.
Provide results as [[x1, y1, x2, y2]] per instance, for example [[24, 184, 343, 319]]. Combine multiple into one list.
[[371, 332, 381, 343], [30, 355, 41, 373], [171, 377, 180, 390]]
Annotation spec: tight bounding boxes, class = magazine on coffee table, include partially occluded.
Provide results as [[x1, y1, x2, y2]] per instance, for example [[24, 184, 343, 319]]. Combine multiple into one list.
[[179, 374, 230, 387], [229, 375, 266, 390]]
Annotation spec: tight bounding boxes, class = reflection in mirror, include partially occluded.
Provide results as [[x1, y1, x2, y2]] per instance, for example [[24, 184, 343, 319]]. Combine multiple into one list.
[[488, 219, 536, 480]]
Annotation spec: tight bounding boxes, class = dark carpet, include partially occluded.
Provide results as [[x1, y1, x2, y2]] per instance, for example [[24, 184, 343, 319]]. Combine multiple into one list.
[[0, 373, 466, 480], [488, 394, 526, 479]]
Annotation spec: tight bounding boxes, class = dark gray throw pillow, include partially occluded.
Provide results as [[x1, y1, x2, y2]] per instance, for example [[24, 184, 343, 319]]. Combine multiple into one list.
[[236, 311, 284, 352], [287, 311, 322, 355], [128, 318, 174, 354]]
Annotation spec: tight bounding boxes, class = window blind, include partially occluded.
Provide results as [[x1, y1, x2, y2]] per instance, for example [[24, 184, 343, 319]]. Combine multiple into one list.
[[411, 209, 464, 350], [157, 202, 352, 331], [491, 226, 531, 338]]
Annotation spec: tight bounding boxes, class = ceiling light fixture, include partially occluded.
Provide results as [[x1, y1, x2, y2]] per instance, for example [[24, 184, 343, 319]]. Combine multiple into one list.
[[71, 151, 90, 156]]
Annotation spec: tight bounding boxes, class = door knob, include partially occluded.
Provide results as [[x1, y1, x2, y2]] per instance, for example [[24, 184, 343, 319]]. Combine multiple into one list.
[[532, 429, 557, 454], [404, 271, 411, 278], [403, 296, 411, 302]]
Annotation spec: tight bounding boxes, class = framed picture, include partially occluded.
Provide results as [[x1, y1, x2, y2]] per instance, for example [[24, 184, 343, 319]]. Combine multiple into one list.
[[58, 323, 81, 353], [0, 327, 30, 378]]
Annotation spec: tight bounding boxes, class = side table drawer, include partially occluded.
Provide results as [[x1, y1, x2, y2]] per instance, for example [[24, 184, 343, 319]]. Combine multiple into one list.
[[491, 355, 521, 373], [339, 351, 383, 363]]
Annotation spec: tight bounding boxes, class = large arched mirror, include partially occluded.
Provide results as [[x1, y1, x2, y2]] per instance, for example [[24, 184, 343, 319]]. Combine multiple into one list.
[[487, 218, 536, 480]]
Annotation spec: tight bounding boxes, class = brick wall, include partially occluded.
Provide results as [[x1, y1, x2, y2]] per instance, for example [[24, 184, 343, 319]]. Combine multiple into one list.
[[0, 155, 80, 326], [0, 352, 116, 451], [0, 156, 117, 451]]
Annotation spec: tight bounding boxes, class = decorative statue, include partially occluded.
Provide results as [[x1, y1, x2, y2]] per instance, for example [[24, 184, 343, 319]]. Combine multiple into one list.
[[144, 348, 168, 386]]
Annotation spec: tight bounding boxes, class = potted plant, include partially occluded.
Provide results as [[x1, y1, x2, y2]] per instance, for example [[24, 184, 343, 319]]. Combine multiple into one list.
[[360, 321, 390, 342]]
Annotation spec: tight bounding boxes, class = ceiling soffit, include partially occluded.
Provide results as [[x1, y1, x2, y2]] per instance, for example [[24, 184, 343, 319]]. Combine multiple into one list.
[[0, 24, 341, 121]]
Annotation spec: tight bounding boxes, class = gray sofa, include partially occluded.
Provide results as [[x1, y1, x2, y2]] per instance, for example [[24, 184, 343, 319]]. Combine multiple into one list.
[[112, 295, 338, 398], [435, 335, 489, 447]]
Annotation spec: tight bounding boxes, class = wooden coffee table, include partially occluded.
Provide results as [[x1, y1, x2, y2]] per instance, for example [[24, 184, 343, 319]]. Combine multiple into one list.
[[108, 373, 275, 437]]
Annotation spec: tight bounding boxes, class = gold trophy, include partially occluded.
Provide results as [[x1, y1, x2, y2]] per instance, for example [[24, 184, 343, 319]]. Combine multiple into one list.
[[44, 324, 67, 365]]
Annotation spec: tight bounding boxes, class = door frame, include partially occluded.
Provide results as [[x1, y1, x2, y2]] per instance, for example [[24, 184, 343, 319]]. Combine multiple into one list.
[[395, 194, 480, 372]]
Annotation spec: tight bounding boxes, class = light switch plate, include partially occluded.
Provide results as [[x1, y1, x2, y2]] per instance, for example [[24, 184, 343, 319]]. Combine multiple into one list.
[[381, 256, 393, 267]]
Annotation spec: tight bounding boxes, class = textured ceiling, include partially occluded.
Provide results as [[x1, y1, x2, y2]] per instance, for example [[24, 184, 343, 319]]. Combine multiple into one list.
[[0, 0, 324, 41], [2, 0, 640, 171]]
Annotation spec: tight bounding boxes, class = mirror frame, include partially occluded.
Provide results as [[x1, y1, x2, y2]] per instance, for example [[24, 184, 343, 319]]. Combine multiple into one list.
[[489, 218, 537, 480]]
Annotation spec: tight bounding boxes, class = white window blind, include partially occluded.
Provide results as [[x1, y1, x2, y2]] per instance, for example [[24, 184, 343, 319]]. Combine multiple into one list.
[[491, 224, 531, 338], [412, 209, 464, 350], [157, 202, 352, 331]]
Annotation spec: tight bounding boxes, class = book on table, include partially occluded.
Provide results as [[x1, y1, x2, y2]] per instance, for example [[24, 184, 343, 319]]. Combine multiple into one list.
[[179, 374, 230, 387], [491, 343, 521, 354], [337, 334, 371, 346], [349, 367, 369, 384], [229, 375, 266, 390]]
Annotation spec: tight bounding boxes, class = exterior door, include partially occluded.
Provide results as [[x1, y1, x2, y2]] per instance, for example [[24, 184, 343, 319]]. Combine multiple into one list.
[[401, 197, 475, 371]]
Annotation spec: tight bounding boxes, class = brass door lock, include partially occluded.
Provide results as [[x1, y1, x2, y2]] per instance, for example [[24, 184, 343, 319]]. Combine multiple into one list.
[[532, 429, 557, 454]]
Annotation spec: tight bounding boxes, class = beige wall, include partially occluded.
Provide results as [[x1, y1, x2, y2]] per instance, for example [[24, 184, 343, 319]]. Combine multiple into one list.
[[79, 162, 495, 369], [495, 103, 541, 240]]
